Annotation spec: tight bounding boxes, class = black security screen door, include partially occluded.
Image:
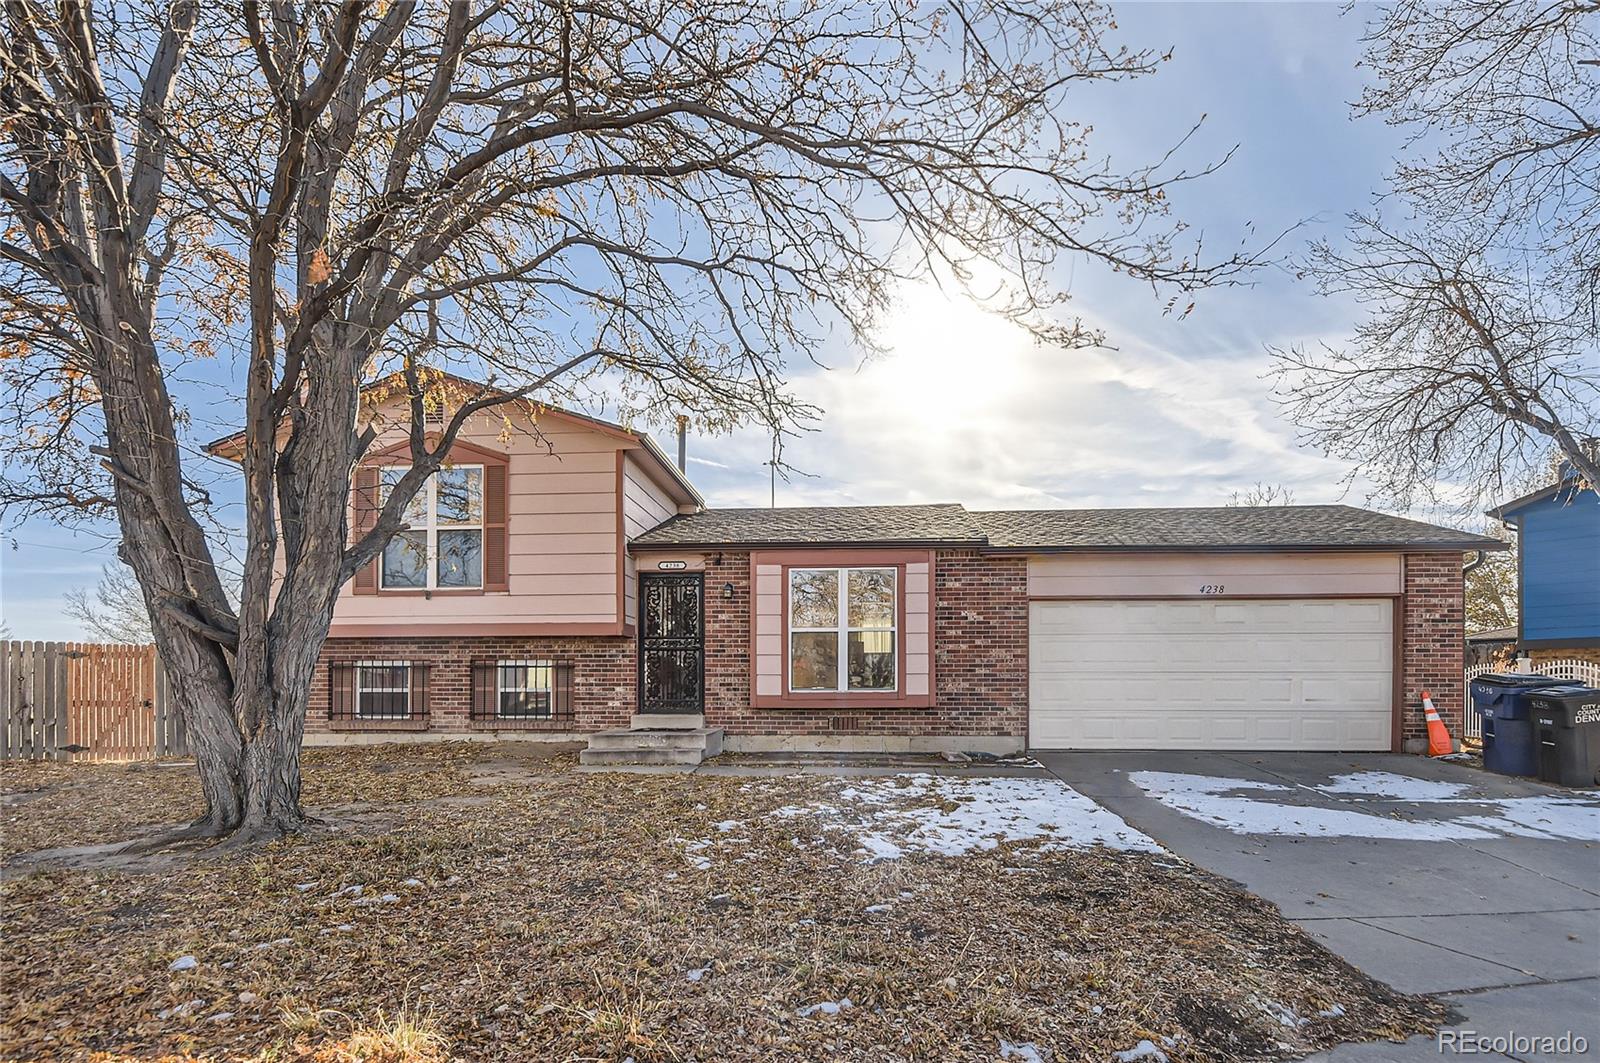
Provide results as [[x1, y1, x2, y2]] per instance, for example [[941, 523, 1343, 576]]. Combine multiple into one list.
[[638, 573, 704, 714]]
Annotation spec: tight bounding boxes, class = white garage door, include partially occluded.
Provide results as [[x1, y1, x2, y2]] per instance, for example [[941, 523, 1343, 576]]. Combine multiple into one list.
[[1029, 599, 1393, 750]]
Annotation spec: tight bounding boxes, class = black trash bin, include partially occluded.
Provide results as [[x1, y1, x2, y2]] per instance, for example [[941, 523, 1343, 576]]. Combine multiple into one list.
[[1526, 685, 1600, 788], [1470, 673, 1567, 777]]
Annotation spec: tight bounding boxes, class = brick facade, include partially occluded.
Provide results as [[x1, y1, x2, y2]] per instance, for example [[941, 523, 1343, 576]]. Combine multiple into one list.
[[699, 549, 1027, 746], [307, 634, 635, 739], [308, 549, 1469, 756], [1529, 647, 1600, 671], [1400, 552, 1467, 751]]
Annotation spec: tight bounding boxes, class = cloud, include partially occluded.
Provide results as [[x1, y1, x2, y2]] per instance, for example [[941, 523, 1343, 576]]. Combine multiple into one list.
[[675, 282, 1358, 512]]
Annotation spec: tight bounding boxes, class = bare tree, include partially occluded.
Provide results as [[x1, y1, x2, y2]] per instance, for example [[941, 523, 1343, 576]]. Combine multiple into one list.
[[1273, 1, 1600, 510], [63, 564, 155, 645], [2, 1, 1254, 841], [1274, 222, 1600, 509], [1464, 525, 1518, 633], [1357, 0, 1599, 298], [1226, 482, 1295, 507]]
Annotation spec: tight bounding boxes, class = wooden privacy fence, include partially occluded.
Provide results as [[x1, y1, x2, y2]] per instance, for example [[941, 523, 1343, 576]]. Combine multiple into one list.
[[1, 641, 189, 761]]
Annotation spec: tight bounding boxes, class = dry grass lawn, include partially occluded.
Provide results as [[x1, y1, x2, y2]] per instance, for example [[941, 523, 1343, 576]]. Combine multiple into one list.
[[1, 744, 1444, 1062]]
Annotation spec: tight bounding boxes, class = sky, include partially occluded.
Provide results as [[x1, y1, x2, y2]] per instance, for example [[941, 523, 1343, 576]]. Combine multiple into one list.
[[1, 3, 1430, 640]]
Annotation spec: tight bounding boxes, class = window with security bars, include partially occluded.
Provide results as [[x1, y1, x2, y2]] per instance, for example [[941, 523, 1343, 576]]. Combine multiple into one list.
[[470, 660, 574, 724], [328, 661, 430, 721]]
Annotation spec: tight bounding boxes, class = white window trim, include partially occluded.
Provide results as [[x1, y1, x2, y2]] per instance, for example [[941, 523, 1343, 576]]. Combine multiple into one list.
[[378, 464, 484, 591], [496, 659, 555, 719], [354, 660, 412, 719], [787, 566, 898, 694]]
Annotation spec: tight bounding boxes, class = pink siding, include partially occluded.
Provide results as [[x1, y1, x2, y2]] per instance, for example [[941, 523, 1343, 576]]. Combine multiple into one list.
[[905, 560, 931, 695], [621, 453, 680, 626], [753, 562, 784, 696], [747, 549, 936, 707], [1027, 552, 1403, 599], [332, 406, 624, 631]]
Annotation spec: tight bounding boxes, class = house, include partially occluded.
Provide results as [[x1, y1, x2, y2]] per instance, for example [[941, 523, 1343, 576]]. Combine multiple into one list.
[[1488, 468, 1600, 669], [1464, 625, 1517, 670], [208, 386, 1501, 758]]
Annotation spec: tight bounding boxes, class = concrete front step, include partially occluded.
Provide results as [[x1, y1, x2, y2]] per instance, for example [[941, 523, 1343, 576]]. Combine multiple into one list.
[[579, 726, 724, 767], [629, 713, 705, 730]]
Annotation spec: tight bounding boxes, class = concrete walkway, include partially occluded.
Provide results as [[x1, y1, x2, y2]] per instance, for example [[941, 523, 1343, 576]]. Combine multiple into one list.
[[1038, 751, 1600, 1062]]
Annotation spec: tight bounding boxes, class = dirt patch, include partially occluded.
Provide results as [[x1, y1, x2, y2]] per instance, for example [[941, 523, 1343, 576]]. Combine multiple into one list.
[[1, 745, 1444, 1061]]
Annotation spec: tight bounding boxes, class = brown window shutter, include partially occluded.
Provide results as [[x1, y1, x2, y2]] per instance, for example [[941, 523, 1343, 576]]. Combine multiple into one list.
[[555, 662, 574, 718], [471, 660, 494, 720], [409, 662, 428, 720], [484, 460, 508, 592], [352, 465, 381, 594]]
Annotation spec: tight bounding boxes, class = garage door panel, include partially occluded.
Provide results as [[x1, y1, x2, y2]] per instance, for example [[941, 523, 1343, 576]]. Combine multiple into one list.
[[1029, 598, 1392, 751]]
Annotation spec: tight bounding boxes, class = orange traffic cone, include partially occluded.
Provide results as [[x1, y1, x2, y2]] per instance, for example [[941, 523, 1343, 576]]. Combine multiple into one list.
[[1422, 689, 1453, 757]]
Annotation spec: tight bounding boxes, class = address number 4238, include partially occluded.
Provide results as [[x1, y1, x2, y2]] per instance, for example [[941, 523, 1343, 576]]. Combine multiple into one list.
[[1198, 584, 1226, 595]]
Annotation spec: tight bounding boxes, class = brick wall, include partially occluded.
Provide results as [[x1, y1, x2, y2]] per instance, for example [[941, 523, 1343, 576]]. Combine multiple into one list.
[[701, 549, 1028, 742], [1400, 552, 1467, 750], [306, 551, 1466, 754], [307, 634, 635, 737], [1529, 647, 1600, 671]]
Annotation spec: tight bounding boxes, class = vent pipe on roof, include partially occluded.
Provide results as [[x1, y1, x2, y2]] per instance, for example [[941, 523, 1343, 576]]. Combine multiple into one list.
[[675, 414, 688, 473]]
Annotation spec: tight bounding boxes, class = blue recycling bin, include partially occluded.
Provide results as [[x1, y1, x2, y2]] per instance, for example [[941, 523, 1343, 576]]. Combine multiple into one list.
[[1471, 673, 1567, 777]]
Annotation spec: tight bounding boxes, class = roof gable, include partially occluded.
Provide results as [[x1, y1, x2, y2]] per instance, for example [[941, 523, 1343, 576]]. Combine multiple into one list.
[[201, 371, 701, 508]]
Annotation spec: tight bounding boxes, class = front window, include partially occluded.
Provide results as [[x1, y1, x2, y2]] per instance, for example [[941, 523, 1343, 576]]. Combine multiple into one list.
[[496, 660, 554, 718], [378, 465, 483, 590], [355, 661, 412, 719], [788, 567, 897, 692]]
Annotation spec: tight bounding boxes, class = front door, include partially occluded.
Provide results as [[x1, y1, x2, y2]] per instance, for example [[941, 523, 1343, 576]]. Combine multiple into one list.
[[638, 573, 704, 715]]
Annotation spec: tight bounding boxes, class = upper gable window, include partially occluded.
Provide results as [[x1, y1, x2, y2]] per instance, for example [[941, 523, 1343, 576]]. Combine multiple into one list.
[[378, 465, 484, 590], [788, 567, 897, 692]]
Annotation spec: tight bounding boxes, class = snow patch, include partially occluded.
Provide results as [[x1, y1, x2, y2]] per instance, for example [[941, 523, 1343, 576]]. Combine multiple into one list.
[[1254, 997, 1306, 1028], [158, 998, 205, 1019], [1112, 1040, 1168, 1063], [774, 775, 1159, 860], [998, 1039, 1048, 1062], [797, 998, 853, 1018], [686, 966, 711, 983], [1316, 772, 1471, 802], [1127, 771, 1600, 841], [714, 820, 742, 832], [167, 955, 198, 972]]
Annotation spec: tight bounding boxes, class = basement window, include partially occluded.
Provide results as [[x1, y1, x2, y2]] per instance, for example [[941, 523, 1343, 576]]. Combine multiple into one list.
[[495, 660, 554, 719], [354, 661, 413, 719]]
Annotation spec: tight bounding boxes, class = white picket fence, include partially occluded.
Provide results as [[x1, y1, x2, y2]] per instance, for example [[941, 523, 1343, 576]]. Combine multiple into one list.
[[1462, 658, 1600, 741]]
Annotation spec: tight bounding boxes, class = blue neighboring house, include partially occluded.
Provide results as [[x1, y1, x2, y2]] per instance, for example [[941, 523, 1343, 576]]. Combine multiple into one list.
[[1487, 466, 1600, 651]]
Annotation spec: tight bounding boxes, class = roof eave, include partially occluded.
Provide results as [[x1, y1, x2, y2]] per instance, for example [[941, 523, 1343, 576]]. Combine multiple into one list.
[[1487, 480, 1595, 521], [631, 537, 989, 551], [631, 434, 703, 508], [979, 541, 1508, 555]]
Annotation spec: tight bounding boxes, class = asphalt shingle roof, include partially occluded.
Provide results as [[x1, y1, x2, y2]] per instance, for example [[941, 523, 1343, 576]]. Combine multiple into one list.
[[633, 502, 1502, 551], [967, 504, 1503, 551], [632, 504, 986, 547]]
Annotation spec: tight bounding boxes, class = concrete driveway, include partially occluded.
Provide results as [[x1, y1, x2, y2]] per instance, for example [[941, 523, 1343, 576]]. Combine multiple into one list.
[[1038, 751, 1600, 1062]]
